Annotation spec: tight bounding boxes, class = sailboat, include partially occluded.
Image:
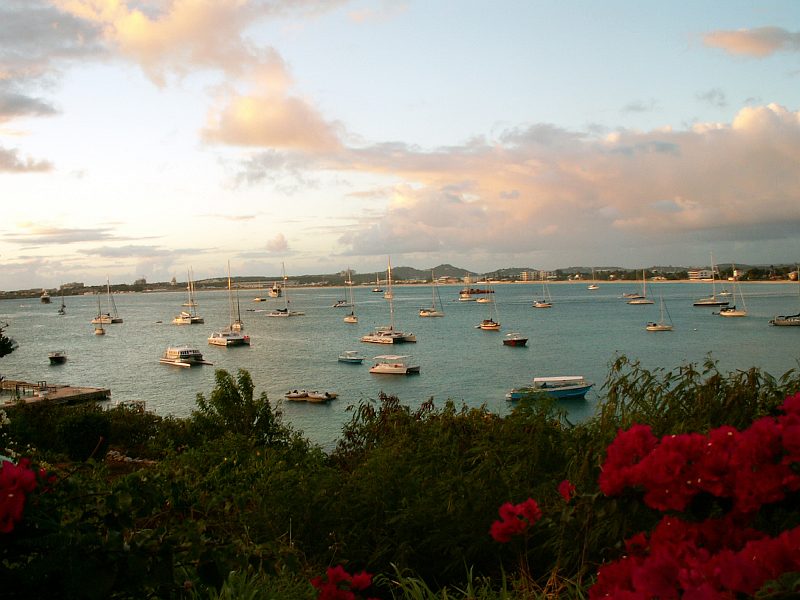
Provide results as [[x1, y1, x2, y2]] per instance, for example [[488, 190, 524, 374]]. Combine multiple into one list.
[[92, 278, 123, 324], [588, 267, 599, 291], [93, 295, 106, 335], [693, 253, 730, 307], [646, 297, 674, 331], [478, 285, 501, 330], [372, 273, 383, 293], [770, 265, 800, 326], [419, 270, 445, 317], [627, 270, 654, 305], [268, 281, 282, 298], [361, 258, 416, 343], [173, 268, 204, 324], [383, 266, 394, 300], [208, 262, 250, 346], [344, 269, 358, 323], [532, 273, 553, 308], [268, 263, 304, 317], [57, 287, 66, 315], [718, 265, 747, 317]]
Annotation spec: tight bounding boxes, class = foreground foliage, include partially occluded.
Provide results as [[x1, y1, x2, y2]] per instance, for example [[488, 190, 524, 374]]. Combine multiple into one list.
[[0, 358, 798, 598]]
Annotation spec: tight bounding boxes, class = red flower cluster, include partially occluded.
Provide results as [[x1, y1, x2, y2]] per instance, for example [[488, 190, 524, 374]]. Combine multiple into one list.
[[590, 516, 800, 598], [599, 393, 800, 514], [310, 565, 377, 600], [591, 393, 800, 598], [558, 479, 576, 503], [0, 458, 38, 533], [489, 498, 542, 543]]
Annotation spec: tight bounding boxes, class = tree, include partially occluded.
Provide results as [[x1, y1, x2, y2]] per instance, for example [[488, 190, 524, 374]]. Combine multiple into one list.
[[192, 369, 283, 444], [0, 322, 17, 359]]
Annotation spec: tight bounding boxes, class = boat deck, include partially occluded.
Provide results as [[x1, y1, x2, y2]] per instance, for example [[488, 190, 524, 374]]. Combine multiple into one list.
[[1, 379, 111, 407]]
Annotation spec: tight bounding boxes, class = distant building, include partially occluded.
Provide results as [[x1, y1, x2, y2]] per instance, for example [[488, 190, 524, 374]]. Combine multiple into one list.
[[688, 269, 714, 280]]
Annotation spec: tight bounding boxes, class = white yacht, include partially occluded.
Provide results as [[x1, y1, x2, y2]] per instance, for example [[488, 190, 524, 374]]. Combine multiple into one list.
[[208, 330, 250, 347], [361, 258, 415, 344], [159, 345, 212, 367], [369, 355, 420, 375], [174, 268, 204, 324], [268, 263, 305, 317]]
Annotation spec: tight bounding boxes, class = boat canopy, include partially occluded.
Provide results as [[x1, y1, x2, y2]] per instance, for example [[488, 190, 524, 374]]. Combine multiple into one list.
[[373, 355, 410, 360], [533, 376, 586, 383]]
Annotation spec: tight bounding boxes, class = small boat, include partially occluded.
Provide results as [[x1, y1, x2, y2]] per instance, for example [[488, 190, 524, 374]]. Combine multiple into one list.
[[718, 266, 747, 317], [93, 295, 106, 334], [268, 281, 282, 298], [479, 318, 501, 331], [307, 391, 339, 403], [268, 263, 304, 317], [57, 288, 66, 315], [208, 330, 250, 346], [419, 270, 445, 317], [338, 350, 365, 364], [646, 297, 674, 331], [587, 268, 599, 291], [332, 299, 352, 308], [532, 275, 553, 308], [285, 389, 308, 400], [770, 265, 799, 326], [372, 273, 384, 293], [40, 290, 51, 304], [627, 270, 654, 305], [48, 350, 67, 364], [506, 376, 593, 401], [174, 268, 204, 324], [159, 345, 212, 367], [369, 355, 420, 375], [502, 332, 528, 346], [343, 268, 358, 323], [693, 253, 730, 307], [362, 258, 415, 343]]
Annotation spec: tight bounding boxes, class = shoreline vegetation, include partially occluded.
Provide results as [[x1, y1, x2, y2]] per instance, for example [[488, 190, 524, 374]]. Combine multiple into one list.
[[2, 263, 797, 299], [2, 356, 799, 598]]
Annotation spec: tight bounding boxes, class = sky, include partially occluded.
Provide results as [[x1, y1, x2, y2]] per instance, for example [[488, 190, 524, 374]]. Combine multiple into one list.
[[1, 0, 799, 289]]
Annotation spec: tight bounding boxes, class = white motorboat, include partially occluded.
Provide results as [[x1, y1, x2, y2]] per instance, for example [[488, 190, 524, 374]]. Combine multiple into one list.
[[503, 332, 528, 346], [507, 376, 593, 400], [307, 391, 339, 403], [159, 345, 212, 367], [478, 318, 501, 331], [208, 330, 250, 347], [338, 350, 365, 364], [268, 281, 282, 298], [40, 290, 51, 303], [369, 355, 420, 375], [588, 267, 600, 290]]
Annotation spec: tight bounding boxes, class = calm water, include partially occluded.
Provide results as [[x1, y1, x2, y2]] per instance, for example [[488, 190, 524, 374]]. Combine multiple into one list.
[[2, 282, 799, 449]]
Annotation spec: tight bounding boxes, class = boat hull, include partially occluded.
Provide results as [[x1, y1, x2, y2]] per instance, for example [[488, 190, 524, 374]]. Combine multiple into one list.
[[769, 314, 800, 326], [503, 338, 528, 346]]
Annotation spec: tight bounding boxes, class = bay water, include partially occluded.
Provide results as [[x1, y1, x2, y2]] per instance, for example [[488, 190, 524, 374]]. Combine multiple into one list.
[[2, 282, 798, 450]]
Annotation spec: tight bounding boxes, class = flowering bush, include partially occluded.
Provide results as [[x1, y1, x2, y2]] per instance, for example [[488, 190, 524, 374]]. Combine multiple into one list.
[[591, 392, 800, 598], [310, 565, 377, 600], [489, 498, 543, 543], [0, 458, 38, 533], [557, 479, 576, 504]]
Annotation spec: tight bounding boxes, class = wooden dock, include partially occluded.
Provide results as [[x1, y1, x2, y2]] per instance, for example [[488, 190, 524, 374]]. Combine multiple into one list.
[[1, 379, 111, 408]]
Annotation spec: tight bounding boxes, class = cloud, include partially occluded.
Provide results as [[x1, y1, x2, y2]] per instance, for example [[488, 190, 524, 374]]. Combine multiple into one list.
[[697, 88, 727, 108], [622, 99, 658, 114], [265, 233, 289, 253], [0, 145, 53, 172], [233, 103, 800, 258], [0, 85, 59, 123], [704, 27, 800, 57], [78, 244, 176, 258], [3, 224, 118, 245], [202, 55, 343, 152]]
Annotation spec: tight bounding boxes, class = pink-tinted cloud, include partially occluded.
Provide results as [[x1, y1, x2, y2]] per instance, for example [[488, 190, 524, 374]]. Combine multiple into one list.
[[0, 146, 53, 172], [704, 27, 800, 57]]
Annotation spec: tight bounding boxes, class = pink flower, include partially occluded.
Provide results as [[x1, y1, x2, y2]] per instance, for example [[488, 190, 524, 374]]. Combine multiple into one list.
[[0, 458, 38, 534], [490, 498, 542, 543], [558, 479, 576, 503], [311, 565, 374, 600]]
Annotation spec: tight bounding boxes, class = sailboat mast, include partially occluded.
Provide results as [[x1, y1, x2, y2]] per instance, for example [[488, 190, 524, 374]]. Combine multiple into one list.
[[387, 258, 395, 329]]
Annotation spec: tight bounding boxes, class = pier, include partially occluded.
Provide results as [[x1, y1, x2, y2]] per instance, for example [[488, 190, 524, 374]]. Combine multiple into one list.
[[1, 379, 111, 408]]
